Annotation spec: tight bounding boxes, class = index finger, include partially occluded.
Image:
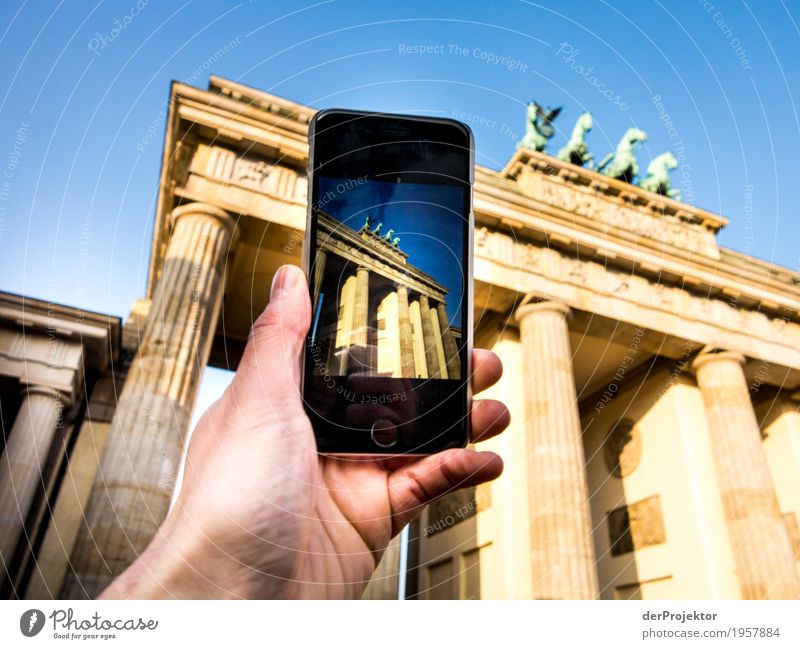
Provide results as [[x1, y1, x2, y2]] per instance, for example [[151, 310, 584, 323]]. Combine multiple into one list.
[[471, 348, 502, 394]]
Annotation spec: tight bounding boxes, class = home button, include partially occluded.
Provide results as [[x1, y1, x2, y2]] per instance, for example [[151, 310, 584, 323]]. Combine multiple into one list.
[[370, 420, 398, 448]]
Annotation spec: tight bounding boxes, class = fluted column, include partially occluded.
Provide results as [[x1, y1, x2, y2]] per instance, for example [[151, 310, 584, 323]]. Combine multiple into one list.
[[341, 266, 372, 375], [335, 275, 356, 375], [409, 300, 428, 378], [515, 300, 599, 599], [352, 267, 369, 347], [693, 349, 800, 599], [396, 286, 415, 377], [436, 303, 460, 380], [61, 202, 235, 598], [418, 295, 441, 379], [0, 386, 70, 572], [428, 306, 448, 380]]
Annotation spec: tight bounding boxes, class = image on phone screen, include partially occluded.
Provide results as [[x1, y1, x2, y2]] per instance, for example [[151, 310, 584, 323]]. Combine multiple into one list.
[[309, 177, 462, 381], [303, 112, 473, 454]]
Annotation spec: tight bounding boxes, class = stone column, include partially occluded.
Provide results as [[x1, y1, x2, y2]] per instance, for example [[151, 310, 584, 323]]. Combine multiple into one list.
[[409, 300, 428, 378], [60, 202, 235, 598], [693, 349, 800, 599], [396, 286, 416, 377], [335, 275, 356, 375], [428, 305, 449, 380], [0, 386, 69, 570], [352, 267, 369, 347], [312, 249, 327, 313], [436, 302, 460, 380], [340, 266, 371, 375], [515, 300, 599, 599], [418, 295, 441, 379]]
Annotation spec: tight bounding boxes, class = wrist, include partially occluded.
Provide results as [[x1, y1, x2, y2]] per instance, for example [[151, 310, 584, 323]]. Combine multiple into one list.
[[98, 504, 297, 599], [98, 510, 210, 599], [99, 503, 253, 599]]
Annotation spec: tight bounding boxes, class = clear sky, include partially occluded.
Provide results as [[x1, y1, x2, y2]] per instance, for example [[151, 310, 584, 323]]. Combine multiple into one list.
[[1, 1, 798, 429]]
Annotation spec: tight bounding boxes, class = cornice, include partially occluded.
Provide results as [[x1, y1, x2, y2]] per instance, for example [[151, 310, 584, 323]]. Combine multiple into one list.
[[470, 180, 799, 317], [208, 75, 316, 124], [0, 291, 121, 373], [501, 148, 727, 232], [316, 212, 448, 299]]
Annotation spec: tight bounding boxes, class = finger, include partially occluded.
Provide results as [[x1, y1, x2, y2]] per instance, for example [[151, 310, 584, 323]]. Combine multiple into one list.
[[228, 265, 311, 415], [470, 398, 510, 443], [387, 449, 503, 534], [471, 349, 502, 394]]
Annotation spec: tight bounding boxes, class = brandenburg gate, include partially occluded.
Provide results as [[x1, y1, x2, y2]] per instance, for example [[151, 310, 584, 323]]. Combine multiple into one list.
[[1, 76, 799, 600]]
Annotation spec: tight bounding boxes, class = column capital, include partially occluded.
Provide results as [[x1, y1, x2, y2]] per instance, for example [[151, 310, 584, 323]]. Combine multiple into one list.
[[692, 346, 746, 373], [170, 202, 236, 234], [515, 299, 571, 323], [22, 384, 72, 407]]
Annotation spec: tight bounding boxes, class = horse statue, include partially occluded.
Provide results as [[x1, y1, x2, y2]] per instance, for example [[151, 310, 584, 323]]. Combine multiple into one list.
[[517, 100, 561, 152], [557, 112, 593, 167], [597, 127, 648, 183], [639, 152, 680, 200]]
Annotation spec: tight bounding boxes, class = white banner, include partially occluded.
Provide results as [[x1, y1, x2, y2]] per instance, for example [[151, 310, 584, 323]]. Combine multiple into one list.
[[1, 600, 799, 648]]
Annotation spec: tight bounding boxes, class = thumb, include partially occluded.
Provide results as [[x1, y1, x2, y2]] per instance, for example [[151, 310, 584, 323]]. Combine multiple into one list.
[[228, 264, 311, 417], [387, 449, 503, 535]]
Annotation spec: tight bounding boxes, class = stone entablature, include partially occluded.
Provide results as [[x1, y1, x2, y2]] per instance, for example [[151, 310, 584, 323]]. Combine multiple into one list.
[[316, 211, 447, 303], [189, 143, 308, 204], [473, 164, 798, 319], [0, 331, 83, 396], [504, 148, 726, 231], [155, 79, 798, 319], [208, 75, 315, 137], [149, 77, 800, 376], [504, 150, 721, 259], [474, 225, 800, 374], [0, 293, 120, 395]]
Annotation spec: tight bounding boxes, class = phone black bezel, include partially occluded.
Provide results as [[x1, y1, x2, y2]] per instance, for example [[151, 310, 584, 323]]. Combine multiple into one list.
[[302, 108, 474, 455]]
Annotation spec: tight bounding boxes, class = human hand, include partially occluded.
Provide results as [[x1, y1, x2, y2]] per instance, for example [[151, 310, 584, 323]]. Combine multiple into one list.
[[100, 264, 509, 599]]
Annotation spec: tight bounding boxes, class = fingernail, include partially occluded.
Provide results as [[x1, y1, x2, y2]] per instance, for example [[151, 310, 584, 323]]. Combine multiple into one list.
[[271, 265, 299, 298]]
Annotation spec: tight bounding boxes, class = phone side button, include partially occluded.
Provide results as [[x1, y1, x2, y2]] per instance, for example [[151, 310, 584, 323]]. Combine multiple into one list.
[[370, 421, 398, 448]]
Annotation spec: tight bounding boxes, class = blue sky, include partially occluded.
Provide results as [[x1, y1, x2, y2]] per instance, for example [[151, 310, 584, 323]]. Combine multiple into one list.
[[1, 1, 798, 423]]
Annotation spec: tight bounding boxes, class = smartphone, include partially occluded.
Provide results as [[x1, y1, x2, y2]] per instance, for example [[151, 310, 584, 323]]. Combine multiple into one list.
[[302, 108, 474, 455]]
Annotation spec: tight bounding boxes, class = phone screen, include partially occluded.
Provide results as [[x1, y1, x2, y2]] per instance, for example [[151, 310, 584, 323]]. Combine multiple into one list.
[[304, 110, 473, 454]]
